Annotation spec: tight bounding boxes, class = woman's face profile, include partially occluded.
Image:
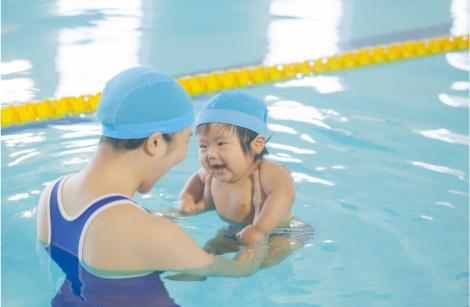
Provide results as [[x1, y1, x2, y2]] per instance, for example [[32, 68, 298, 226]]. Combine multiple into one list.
[[168, 126, 193, 164], [137, 126, 193, 194]]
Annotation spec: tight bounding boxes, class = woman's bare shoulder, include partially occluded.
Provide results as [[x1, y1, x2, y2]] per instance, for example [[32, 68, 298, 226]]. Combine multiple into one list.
[[37, 178, 62, 243]]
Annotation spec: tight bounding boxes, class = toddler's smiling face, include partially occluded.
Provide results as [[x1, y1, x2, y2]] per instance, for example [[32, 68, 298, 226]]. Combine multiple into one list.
[[197, 123, 255, 183]]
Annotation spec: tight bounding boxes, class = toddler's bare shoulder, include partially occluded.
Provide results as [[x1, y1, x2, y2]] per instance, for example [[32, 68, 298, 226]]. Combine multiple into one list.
[[197, 167, 209, 183], [259, 159, 290, 176]]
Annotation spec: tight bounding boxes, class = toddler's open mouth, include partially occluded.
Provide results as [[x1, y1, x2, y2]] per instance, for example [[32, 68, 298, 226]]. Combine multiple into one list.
[[212, 164, 227, 174]]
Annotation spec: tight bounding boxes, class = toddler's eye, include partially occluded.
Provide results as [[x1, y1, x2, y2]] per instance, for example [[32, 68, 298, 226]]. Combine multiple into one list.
[[199, 145, 207, 149], [217, 142, 225, 146]]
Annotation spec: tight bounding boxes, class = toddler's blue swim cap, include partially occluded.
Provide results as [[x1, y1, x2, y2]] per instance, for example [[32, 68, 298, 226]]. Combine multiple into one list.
[[96, 66, 194, 139], [195, 90, 267, 135]]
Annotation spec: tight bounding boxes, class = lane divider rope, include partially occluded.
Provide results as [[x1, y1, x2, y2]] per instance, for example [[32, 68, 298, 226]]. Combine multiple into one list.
[[2, 34, 468, 128]]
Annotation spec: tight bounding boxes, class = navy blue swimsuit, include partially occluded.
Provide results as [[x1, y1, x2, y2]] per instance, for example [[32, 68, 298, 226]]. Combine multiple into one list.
[[46, 177, 179, 306]]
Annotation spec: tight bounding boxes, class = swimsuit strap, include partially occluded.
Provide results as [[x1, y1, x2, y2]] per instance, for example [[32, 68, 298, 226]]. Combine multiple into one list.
[[49, 176, 149, 258]]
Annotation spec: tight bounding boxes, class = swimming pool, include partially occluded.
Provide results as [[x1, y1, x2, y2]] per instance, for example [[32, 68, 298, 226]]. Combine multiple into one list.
[[2, 0, 469, 306]]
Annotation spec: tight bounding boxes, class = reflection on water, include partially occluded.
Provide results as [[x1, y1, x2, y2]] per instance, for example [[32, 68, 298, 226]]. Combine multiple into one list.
[[451, 81, 470, 91], [266, 142, 315, 154], [266, 154, 301, 163], [1, 77, 37, 106], [420, 215, 433, 220], [265, 0, 343, 65], [412, 128, 469, 146], [1, 59, 37, 105], [1, 133, 47, 147], [451, 0, 469, 36], [268, 100, 342, 129], [449, 190, 469, 196], [8, 151, 40, 166], [275, 75, 345, 94], [54, 0, 143, 98], [63, 139, 100, 148], [1, 59, 33, 75], [291, 172, 334, 186], [409, 161, 466, 180], [8, 193, 30, 201], [53, 124, 102, 138], [267, 123, 298, 134], [438, 93, 470, 107], [300, 134, 316, 143], [436, 201, 456, 208], [446, 52, 469, 71], [21, 207, 37, 218]]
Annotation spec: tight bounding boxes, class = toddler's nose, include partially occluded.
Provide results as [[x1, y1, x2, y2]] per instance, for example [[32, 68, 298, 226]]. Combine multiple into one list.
[[208, 147, 218, 159]]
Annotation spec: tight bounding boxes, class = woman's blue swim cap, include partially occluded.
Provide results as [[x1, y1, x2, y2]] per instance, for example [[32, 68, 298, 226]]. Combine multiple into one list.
[[96, 67, 194, 139], [195, 90, 267, 135]]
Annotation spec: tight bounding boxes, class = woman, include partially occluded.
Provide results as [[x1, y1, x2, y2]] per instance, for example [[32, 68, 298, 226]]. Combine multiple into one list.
[[36, 67, 268, 306]]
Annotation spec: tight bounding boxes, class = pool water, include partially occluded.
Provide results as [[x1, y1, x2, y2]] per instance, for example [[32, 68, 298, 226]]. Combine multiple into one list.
[[2, 0, 469, 306]]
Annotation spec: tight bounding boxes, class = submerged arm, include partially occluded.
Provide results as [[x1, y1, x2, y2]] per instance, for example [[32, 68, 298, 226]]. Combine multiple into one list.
[[137, 214, 268, 278], [82, 206, 268, 279], [175, 238, 269, 278]]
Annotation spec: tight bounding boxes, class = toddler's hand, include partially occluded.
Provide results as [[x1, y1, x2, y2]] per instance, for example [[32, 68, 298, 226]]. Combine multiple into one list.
[[236, 224, 266, 245]]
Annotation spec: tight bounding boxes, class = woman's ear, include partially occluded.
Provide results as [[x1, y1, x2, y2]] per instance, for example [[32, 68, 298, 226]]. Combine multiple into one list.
[[250, 134, 266, 155], [145, 132, 163, 156]]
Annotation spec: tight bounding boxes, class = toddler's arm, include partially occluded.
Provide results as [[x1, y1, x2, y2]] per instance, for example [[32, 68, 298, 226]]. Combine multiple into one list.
[[238, 161, 295, 243], [177, 168, 215, 215]]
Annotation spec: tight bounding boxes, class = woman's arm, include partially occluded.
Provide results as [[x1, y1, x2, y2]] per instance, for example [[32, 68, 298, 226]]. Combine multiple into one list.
[[177, 168, 215, 215], [83, 204, 268, 278], [160, 220, 269, 278]]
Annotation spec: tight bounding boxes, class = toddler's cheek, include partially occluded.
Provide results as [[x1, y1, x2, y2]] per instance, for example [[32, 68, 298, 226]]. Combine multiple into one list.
[[200, 161, 212, 174]]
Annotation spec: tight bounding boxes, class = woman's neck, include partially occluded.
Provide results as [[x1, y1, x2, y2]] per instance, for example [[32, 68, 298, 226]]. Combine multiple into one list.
[[79, 145, 143, 198]]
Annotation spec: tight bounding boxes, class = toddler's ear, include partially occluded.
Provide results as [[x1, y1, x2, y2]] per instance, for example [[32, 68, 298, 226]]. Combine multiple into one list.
[[251, 134, 266, 154]]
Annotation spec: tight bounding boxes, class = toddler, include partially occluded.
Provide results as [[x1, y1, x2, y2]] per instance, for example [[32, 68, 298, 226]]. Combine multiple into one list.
[[178, 90, 313, 267]]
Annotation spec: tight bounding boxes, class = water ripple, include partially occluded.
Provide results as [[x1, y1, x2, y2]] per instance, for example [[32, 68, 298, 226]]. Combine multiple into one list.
[[275, 75, 345, 94], [268, 100, 340, 129], [412, 128, 469, 146], [409, 161, 466, 179], [267, 124, 298, 134], [300, 134, 316, 143], [446, 51, 469, 71], [451, 81, 469, 90], [1, 133, 46, 147], [8, 151, 40, 166], [291, 172, 335, 186], [265, 154, 302, 163], [53, 125, 101, 138], [438, 93, 469, 107], [266, 143, 315, 154]]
